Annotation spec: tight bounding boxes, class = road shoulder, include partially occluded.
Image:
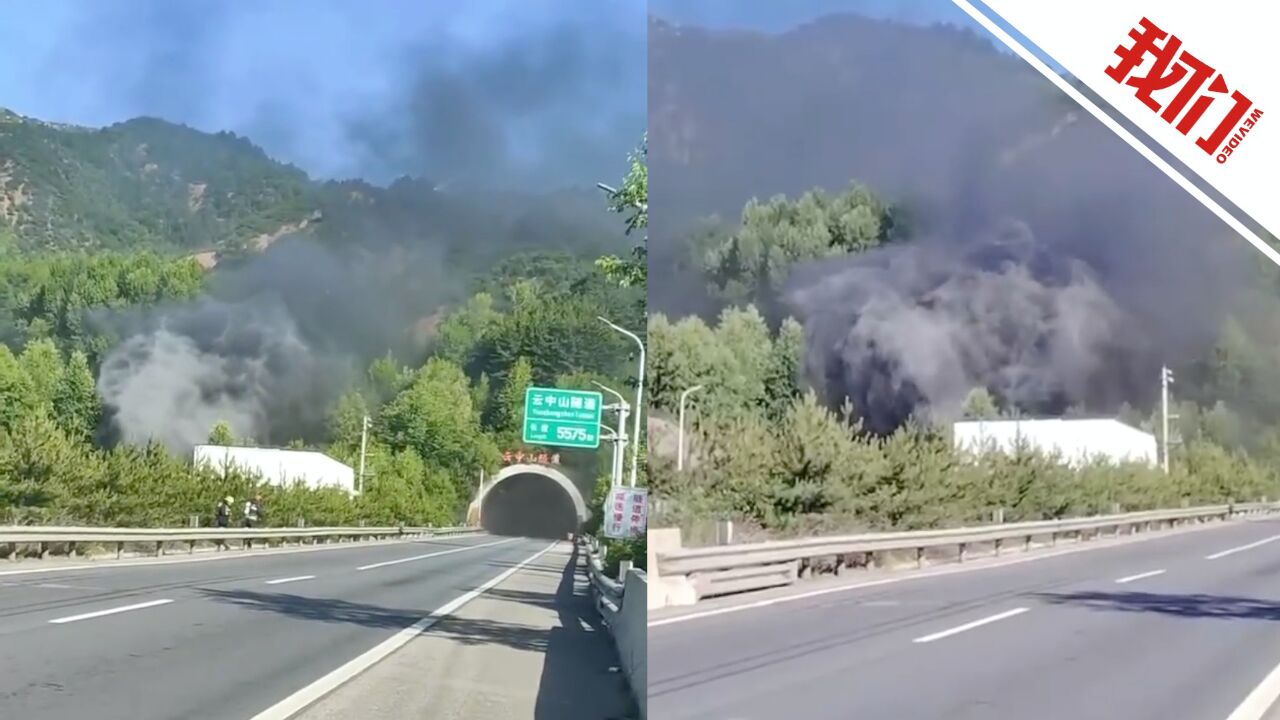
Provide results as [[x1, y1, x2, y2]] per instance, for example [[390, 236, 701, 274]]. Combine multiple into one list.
[[296, 542, 636, 720], [650, 516, 1270, 627]]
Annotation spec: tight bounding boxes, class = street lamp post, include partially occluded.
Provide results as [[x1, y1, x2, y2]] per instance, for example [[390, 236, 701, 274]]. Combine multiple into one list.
[[358, 415, 370, 493], [678, 385, 704, 471], [597, 182, 647, 214], [592, 381, 630, 488], [598, 317, 645, 487], [1161, 365, 1175, 474], [596, 426, 623, 488]]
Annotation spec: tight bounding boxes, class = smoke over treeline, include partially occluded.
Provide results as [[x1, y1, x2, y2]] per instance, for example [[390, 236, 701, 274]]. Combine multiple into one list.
[[96, 297, 337, 451], [786, 222, 1154, 433], [0, 1, 644, 186], [92, 236, 447, 450], [650, 13, 1266, 432], [0, 3, 645, 452], [93, 179, 626, 451]]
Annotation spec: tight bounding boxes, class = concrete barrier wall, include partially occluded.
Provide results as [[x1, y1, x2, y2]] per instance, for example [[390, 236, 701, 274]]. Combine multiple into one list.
[[647, 527, 697, 610], [614, 568, 648, 719]]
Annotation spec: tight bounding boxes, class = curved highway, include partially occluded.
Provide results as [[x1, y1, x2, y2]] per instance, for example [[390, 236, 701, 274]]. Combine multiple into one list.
[[649, 516, 1280, 720], [0, 533, 627, 719]]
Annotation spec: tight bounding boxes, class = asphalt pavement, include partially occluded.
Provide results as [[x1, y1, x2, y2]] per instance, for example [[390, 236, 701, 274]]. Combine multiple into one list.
[[0, 533, 574, 719], [297, 543, 635, 720], [649, 516, 1280, 720]]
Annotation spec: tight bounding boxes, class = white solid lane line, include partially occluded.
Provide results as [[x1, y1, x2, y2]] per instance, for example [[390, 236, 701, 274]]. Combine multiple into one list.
[[912, 607, 1030, 644], [1115, 569, 1166, 584], [265, 575, 315, 585], [250, 541, 559, 720], [0, 533, 489, 579], [1206, 534, 1280, 560], [48, 598, 174, 625], [356, 537, 520, 571], [1225, 654, 1280, 720], [648, 515, 1241, 629]]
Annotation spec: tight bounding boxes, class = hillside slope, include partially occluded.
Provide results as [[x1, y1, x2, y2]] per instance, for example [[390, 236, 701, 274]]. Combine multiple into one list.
[[0, 109, 314, 253], [647, 13, 1246, 324], [0, 108, 626, 270]]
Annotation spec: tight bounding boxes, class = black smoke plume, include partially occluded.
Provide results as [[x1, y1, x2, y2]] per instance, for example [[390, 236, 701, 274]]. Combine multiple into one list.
[[780, 111, 1250, 432], [94, 235, 455, 452], [345, 15, 645, 189], [15, 2, 644, 186], [650, 14, 1259, 432], [786, 220, 1150, 433]]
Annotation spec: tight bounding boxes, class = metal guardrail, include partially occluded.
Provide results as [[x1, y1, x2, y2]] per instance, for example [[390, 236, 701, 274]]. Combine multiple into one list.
[[657, 502, 1279, 599], [0, 525, 483, 560], [582, 534, 626, 624], [581, 533, 646, 719]]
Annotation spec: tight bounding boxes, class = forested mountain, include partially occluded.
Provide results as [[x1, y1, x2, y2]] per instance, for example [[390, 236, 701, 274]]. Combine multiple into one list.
[[0, 105, 643, 531], [647, 14, 1247, 318], [0, 106, 622, 263], [647, 12, 1280, 434], [646, 12, 1280, 538], [0, 109, 312, 253]]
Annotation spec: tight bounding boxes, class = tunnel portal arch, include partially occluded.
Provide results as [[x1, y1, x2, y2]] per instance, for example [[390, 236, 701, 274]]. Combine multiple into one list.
[[479, 463, 590, 526]]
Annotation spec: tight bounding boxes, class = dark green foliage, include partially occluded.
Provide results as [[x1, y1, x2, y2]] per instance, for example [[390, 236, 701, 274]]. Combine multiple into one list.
[[207, 421, 235, 446], [52, 349, 100, 441], [702, 183, 893, 308], [378, 358, 500, 508], [654, 385, 1280, 539], [648, 306, 786, 420], [650, 304, 1280, 541], [0, 339, 100, 441], [445, 268, 643, 394], [0, 125, 642, 530], [0, 251, 203, 358], [0, 111, 313, 253], [650, 160, 1280, 541], [596, 134, 647, 290], [326, 392, 370, 450], [493, 356, 534, 439]]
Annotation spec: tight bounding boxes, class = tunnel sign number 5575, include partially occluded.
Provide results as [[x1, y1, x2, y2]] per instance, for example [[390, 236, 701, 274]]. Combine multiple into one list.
[[523, 387, 603, 449]]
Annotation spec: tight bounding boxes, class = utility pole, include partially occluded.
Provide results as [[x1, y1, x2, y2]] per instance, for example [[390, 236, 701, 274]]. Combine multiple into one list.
[[599, 317, 645, 487], [614, 404, 629, 487], [1161, 366, 1174, 474], [593, 381, 630, 487], [598, 427, 624, 487], [678, 385, 704, 471], [358, 415, 370, 493]]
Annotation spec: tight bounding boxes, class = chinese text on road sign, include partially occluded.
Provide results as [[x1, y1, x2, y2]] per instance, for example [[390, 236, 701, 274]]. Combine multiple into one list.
[[603, 487, 647, 539], [522, 387, 603, 449], [501, 450, 561, 465]]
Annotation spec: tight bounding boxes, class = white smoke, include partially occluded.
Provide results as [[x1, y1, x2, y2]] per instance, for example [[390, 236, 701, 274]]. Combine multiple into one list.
[[95, 297, 331, 452]]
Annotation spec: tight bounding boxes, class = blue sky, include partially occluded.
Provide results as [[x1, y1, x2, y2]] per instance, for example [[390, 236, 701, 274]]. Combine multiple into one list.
[[0, 1, 646, 187], [647, 0, 979, 33]]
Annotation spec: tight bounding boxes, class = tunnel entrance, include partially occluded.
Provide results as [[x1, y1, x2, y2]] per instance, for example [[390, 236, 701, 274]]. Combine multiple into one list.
[[482, 473, 579, 538], [478, 464, 589, 539]]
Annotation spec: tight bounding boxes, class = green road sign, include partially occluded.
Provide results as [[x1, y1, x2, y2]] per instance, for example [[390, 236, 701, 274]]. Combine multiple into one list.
[[523, 387, 603, 449]]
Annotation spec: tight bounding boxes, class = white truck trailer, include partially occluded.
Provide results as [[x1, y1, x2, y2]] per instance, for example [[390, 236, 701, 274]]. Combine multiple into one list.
[[193, 445, 357, 494], [952, 418, 1158, 468]]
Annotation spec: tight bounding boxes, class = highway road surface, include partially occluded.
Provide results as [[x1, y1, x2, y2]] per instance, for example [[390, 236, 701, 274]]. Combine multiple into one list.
[[0, 533, 622, 719], [296, 543, 634, 720], [649, 515, 1280, 720]]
